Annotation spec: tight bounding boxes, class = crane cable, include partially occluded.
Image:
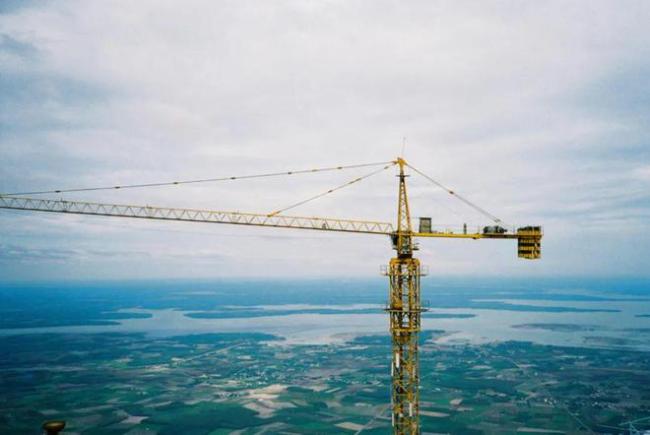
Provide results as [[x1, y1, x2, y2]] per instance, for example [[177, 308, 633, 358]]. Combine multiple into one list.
[[268, 162, 397, 217], [1, 161, 395, 197], [406, 163, 504, 225]]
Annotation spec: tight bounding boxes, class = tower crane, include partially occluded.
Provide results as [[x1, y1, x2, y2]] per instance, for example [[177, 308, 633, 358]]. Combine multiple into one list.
[[0, 157, 542, 435]]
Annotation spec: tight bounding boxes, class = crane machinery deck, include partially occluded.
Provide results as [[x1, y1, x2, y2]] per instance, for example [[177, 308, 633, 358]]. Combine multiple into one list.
[[0, 156, 542, 435]]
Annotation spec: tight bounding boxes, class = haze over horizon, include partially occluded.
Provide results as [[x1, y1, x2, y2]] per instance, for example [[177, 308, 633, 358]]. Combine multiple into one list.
[[1, 1, 649, 280]]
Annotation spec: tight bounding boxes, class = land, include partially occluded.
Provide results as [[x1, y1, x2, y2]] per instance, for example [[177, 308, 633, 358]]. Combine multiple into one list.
[[1, 331, 650, 434]]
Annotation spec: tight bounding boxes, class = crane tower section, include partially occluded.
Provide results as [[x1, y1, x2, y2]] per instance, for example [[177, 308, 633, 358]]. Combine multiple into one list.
[[386, 158, 425, 434]]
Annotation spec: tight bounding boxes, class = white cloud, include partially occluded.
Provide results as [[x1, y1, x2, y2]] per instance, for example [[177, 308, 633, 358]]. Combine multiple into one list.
[[1, 1, 649, 279]]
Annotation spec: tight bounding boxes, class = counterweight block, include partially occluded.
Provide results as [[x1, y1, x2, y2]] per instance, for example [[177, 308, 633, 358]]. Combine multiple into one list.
[[517, 226, 542, 259]]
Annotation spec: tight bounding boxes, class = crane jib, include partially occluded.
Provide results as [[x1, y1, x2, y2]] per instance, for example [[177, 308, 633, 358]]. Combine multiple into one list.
[[0, 196, 542, 259], [0, 195, 394, 235]]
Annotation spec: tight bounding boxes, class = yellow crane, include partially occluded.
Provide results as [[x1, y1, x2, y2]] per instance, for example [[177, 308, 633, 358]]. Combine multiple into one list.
[[0, 157, 541, 435]]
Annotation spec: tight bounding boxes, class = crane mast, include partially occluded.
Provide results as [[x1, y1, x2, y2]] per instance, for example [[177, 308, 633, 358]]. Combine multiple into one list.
[[386, 158, 423, 434], [0, 156, 542, 435]]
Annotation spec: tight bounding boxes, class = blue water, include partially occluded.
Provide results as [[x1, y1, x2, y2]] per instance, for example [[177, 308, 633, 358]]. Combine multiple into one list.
[[1, 277, 649, 349]]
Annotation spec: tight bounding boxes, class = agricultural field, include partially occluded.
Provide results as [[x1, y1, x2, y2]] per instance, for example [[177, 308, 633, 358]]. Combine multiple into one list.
[[2, 330, 650, 434]]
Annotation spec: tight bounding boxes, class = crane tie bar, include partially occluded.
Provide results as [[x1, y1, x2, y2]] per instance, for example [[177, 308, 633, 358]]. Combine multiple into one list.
[[1, 161, 395, 196], [268, 162, 396, 217], [406, 163, 504, 225]]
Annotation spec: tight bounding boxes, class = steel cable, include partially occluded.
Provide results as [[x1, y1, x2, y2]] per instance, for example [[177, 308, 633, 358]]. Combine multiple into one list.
[[406, 163, 504, 225], [268, 162, 397, 216], [1, 161, 395, 196]]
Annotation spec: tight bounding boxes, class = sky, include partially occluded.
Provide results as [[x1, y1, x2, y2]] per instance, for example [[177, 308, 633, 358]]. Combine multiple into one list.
[[1, 1, 649, 281]]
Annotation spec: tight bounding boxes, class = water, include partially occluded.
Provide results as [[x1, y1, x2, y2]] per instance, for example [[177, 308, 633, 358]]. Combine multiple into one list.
[[1, 277, 648, 350]]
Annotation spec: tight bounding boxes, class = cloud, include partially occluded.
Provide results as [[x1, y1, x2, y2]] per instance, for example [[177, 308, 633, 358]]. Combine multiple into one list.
[[1, 1, 649, 280], [0, 243, 151, 263]]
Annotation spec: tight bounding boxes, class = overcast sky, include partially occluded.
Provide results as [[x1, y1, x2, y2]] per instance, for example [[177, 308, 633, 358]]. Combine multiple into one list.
[[1, 1, 649, 281]]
